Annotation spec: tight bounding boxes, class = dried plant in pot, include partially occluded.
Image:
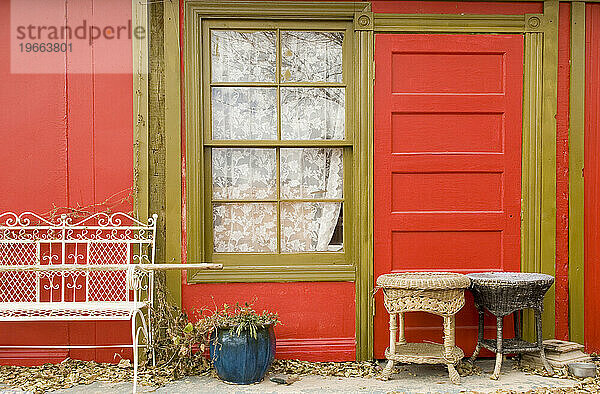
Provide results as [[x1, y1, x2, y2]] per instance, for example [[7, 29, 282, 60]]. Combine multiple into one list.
[[206, 303, 280, 384]]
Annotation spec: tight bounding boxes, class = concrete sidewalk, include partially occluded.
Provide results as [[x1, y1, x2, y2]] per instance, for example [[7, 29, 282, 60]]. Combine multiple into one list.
[[48, 359, 577, 394]]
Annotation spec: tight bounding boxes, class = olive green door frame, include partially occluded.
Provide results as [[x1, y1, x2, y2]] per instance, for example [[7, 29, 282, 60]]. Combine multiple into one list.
[[373, 0, 559, 344]]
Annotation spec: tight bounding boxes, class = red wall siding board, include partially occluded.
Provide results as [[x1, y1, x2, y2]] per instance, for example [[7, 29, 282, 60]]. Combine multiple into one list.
[[0, 0, 134, 364], [0, 0, 72, 364], [372, 1, 543, 15], [181, 282, 356, 361], [64, 0, 95, 211], [585, 3, 600, 353], [92, 73, 133, 212], [555, 2, 571, 342], [0, 0, 67, 214], [66, 73, 96, 210], [93, 71, 134, 361]]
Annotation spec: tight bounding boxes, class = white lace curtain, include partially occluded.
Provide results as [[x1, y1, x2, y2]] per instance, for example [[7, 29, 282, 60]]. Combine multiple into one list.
[[212, 148, 343, 253], [210, 30, 345, 254]]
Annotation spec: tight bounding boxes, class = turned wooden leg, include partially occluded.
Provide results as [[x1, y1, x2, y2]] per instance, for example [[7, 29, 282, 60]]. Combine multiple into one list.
[[381, 313, 397, 380], [443, 315, 460, 384], [398, 312, 406, 345], [469, 309, 485, 364], [491, 316, 503, 380], [535, 309, 553, 375]]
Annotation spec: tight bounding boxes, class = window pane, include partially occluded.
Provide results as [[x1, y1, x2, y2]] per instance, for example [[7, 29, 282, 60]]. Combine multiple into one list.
[[212, 87, 277, 140], [281, 87, 345, 140], [280, 148, 343, 199], [281, 202, 343, 253], [211, 30, 276, 82], [281, 31, 343, 83], [212, 148, 276, 200], [213, 203, 277, 253]]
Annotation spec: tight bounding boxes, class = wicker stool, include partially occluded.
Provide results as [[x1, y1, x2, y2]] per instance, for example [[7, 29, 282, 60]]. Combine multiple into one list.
[[466, 272, 555, 380], [376, 272, 470, 384]]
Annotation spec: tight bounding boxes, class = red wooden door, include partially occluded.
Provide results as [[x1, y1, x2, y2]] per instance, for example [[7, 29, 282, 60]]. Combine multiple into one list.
[[373, 34, 524, 357]]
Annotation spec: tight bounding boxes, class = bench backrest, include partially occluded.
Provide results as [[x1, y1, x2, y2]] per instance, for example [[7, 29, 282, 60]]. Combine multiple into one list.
[[0, 212, 157, 304]]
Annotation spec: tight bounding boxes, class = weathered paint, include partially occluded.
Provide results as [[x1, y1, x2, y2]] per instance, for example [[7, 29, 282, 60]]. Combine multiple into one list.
[[584, 3, 600, 353], [0, 0, 133, 364], [555, 2, 571, 341]]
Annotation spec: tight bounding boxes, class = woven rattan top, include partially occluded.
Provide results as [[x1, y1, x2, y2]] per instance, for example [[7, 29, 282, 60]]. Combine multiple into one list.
[[467, 272, 554, 287], [376, 272, 470, 290]]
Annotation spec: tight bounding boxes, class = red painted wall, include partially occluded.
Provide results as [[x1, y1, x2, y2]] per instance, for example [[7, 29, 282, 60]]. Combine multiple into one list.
[[555, 2, 571, 341], [0, 0, 133, 364], [0, 0, 580, 364], [182, 281, 356, 361], [585, 3, 600, 353]]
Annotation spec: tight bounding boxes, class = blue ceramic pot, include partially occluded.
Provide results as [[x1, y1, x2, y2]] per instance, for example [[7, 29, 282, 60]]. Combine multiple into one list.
[[210, 324, 276, 384]]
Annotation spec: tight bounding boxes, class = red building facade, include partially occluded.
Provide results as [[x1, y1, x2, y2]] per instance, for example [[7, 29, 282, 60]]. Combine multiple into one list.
[[0, 0, 599, 363]]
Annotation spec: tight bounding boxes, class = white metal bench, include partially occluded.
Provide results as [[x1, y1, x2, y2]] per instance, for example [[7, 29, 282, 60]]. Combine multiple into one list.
[[0, 211, 222, 391], [0, 211, 158, 392]]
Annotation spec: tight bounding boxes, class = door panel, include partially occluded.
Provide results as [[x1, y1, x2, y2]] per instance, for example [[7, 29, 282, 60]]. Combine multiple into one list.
[[374, 34, 524, 357]]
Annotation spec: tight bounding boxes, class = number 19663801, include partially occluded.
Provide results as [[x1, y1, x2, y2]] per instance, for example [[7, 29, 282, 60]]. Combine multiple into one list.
[[19, 42, 72, 53]]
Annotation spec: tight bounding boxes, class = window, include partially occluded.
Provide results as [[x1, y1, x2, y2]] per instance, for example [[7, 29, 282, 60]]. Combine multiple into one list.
[[201, 20, 353, 269]]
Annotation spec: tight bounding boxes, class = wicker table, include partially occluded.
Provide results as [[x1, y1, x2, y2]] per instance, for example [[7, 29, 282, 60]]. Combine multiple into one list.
[[376, 272, 470, 384], [466, 272, 554, 380]]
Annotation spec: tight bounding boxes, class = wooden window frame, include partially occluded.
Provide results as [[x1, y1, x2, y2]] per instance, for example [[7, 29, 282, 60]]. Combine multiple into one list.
[[203, 20, 354, 268], [182, 2, 373, 288]]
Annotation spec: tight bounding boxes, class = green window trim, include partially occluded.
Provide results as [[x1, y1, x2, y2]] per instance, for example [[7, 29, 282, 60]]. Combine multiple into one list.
[[201, 19, 355, 269], [182, 2, 374, 360], [188, 17, 361, 281]]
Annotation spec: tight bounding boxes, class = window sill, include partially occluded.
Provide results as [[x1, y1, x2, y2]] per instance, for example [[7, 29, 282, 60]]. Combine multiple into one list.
[[187, 264, 355, 283]]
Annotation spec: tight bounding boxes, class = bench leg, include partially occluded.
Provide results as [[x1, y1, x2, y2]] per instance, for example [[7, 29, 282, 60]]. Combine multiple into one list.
[[132, 309, 150, 393], [147, 307, 155, 367], [132, 315, 139, 393]]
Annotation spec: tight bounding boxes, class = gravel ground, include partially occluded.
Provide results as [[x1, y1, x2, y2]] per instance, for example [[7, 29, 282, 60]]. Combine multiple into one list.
[[43, 359, 581, 394], [0, 358, 593, 394]]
